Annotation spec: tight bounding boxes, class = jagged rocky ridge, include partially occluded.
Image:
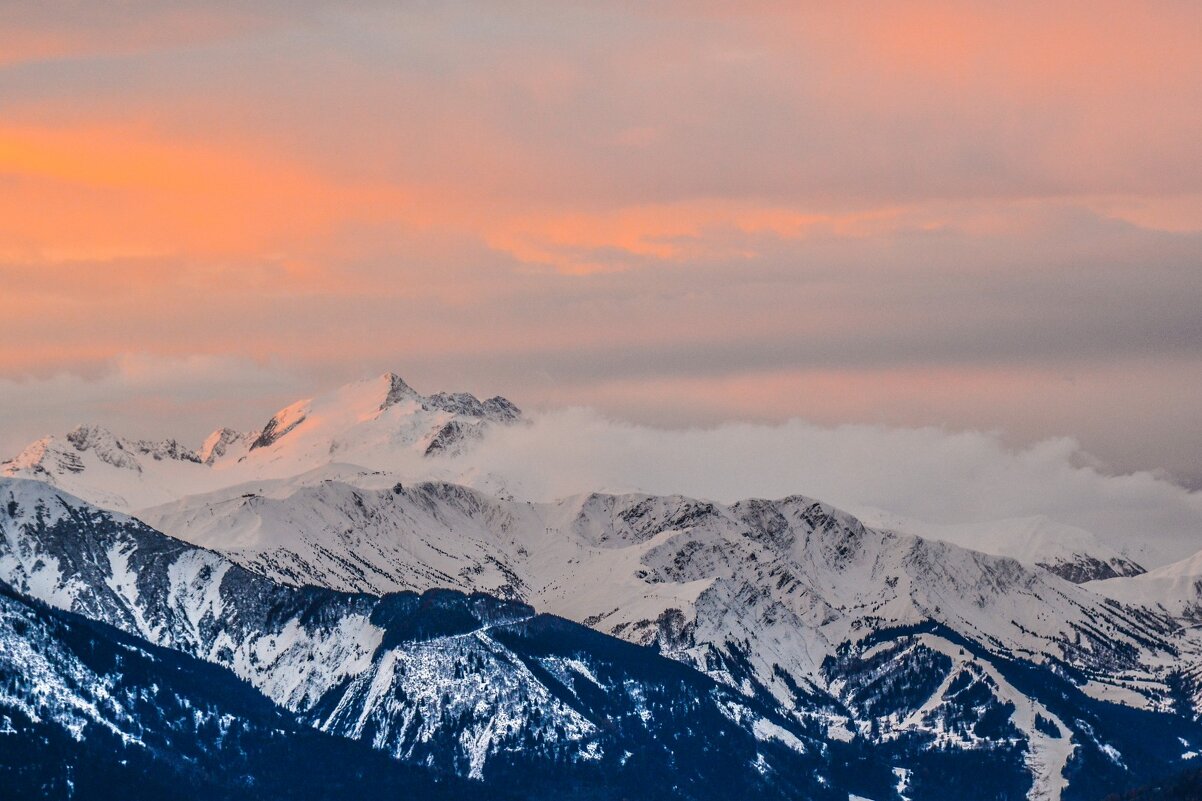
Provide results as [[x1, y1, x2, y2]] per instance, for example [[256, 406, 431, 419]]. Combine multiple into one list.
[[7, 476, 1202, 798], [0, 581, 490, 801], [0, 373, 523, 511], [855, 512, 1151, 586], [0, 477, 857, 800], [138, 474, 1202, 799], [142, 478, 1194, 697]]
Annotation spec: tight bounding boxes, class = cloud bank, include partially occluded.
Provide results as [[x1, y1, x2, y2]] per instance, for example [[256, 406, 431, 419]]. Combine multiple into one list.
[[459, 408, 1202, 568]]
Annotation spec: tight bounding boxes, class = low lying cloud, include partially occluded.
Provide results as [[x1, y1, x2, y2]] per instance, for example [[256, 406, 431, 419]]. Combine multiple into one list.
[[461, 408, 1202, 568]]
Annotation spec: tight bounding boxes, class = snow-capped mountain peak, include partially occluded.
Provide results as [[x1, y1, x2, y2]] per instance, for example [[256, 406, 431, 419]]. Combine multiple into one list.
[[198, 426, 254, 464], [5, 425, 203, 478], [1, 372, 523, 511], [236, 372, 523, 465], [379, 371, 420, 409]]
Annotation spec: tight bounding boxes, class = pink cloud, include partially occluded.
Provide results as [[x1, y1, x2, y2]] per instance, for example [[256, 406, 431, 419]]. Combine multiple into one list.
[[0, 2, 1199, 482]]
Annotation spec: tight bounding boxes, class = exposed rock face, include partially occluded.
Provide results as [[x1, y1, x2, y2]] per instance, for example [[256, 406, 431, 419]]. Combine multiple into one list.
[[379, 372, 420, 410], [423, 419, 485, 456], [250, 407, 308, 450], [1038, 554, 1147, 584], [424, 391, 522, 423], [198, 427, 252, 464]]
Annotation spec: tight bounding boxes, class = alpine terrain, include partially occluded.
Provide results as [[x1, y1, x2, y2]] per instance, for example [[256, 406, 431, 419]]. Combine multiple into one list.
[[4, 374, 1202, 801]]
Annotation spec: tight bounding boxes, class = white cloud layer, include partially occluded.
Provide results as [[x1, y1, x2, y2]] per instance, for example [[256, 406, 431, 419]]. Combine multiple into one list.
[[460, 408, 1202, 568]]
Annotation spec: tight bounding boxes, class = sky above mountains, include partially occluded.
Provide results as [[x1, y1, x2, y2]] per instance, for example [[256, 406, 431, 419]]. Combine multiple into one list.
[[1, 1, 1200, 486]]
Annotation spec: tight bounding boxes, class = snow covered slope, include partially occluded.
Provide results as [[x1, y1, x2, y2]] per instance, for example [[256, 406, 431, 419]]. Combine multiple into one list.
[[1, 425, 209, 513], [1088, 549, 1202, 624], [11, 476, 1202, 800], [859, 512, 1148, 583], [0, 582, 487, 801], [0, 477, 849, 798], [140, 477, 1201, 749], [0, 373, 521, 512]]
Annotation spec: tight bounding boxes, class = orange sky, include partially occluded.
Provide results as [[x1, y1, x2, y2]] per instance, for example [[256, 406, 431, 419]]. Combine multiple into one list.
[[0, 1, 1200, 485]]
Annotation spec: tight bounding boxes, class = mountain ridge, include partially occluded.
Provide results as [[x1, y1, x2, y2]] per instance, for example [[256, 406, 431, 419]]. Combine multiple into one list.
[[0, 477, 847, 798], [6, 373, 1202, 799], [7, 475, 1202, 799], [1, 373, 523, 511]]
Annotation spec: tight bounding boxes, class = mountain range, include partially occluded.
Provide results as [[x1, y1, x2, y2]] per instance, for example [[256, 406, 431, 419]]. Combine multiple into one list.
[[5, 373, 1202, 801]]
